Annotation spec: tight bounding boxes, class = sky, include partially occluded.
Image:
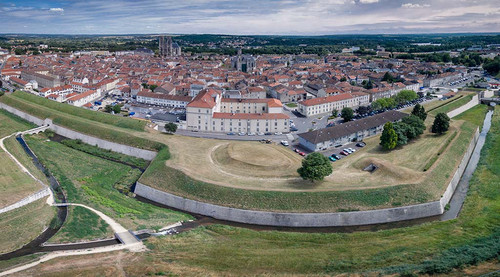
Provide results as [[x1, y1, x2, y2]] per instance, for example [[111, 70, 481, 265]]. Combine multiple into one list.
[[1, 0, 499, 35]]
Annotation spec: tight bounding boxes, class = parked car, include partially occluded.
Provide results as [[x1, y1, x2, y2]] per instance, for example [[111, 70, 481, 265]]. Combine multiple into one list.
[[329, 156, 337, 162], [265, 132, 273, 136], [275, 132, 283, 135], [248, 132, 256, 136], [340, 151, 349, 156], [294, 148, 301, 153], [280, 140, 289, 146], [257, 132, 265, 136], [331, 154, 341, 160], [299, 151, 306, 156], [356, 142, 366, 147], [238, 132, 246, 136], [290, 127, 299, 132], [260, 139, 272, 144], [348, 148, 356, 152], [227, 132, 236, 135], [343, 148, 352, 154]]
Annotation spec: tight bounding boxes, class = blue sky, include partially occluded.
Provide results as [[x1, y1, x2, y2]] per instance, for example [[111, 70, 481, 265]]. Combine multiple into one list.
[[1, 0, 499, 34]]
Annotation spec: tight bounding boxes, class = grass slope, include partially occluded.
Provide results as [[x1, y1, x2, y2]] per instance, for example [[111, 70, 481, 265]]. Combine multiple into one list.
[[429, 94, 474, 116], [25, 134, 191, 234], [0, 198, 55, 254], [128, 106, 499, 276], [48, 206, 113, 244], [0, 93, 162, 151]]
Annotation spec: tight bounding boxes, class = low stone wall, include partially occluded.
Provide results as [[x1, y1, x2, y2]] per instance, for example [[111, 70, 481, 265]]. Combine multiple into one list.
[[0, 103, 157, 160], [135, 128, 480, 227], [447, 95, 479, 118], [0, 188, 51, 215]]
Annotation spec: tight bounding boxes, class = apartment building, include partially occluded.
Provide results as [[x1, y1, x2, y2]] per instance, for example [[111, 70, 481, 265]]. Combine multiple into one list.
[[297, 92, 369, 117], [136, 91, 192, 108], [186, 89, 289, 133]]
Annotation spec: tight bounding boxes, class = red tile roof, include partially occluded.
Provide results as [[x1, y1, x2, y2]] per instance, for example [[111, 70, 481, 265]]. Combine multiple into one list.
[[299, 93, 353, 107]]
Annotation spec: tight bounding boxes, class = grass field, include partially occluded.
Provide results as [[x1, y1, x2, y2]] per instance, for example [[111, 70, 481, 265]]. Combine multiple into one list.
[[7, 91, 146, 131], [139, 115, 477, 211], [429, 94, 474, 116], [19, 107, 500, 276], [454, 104, 490, 130], [0, 92, 163, 151], [48, 206, 113, 244], [0, 198, 55, 254], [0, 110, 42, 207], [25, 134, 191, 233]]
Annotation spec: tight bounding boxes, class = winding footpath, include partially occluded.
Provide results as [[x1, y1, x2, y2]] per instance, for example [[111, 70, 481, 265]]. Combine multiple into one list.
[[0, 130, 145, 277]]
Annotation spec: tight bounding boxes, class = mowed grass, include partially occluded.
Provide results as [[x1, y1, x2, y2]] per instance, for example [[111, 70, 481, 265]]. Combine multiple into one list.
[[0, 110, 42, 207], [8, 91, 146, 131], [454, 104, 490, 130], [48, 206, 113, 244], [140, 117, 477, 212], [25, 134, 191, 234], [429, 94, 474, 116], [0, 93, 162, 151], [116, 107, 500, 276], [0, 198, 55, 254]]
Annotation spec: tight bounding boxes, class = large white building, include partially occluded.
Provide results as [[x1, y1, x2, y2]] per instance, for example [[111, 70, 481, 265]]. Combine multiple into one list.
[[297, 92, 369, 117], [186, 89, 289, 133], [136, 91, 192, 108], [66, 90, 100, 107]]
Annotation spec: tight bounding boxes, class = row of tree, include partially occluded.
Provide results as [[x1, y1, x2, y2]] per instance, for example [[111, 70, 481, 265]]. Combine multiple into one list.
[[371, 90, 419, 111], [380, 104, 450, 150]]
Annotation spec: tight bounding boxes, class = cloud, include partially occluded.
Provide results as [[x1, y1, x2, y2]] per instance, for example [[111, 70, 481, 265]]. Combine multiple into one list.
[[359, 0, 379, 3], [49, 8, 64, 13], [402, 3, 430, 8]]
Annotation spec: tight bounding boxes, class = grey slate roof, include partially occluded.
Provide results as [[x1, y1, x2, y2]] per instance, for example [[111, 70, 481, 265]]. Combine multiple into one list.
[[297, 110, 407, 144]]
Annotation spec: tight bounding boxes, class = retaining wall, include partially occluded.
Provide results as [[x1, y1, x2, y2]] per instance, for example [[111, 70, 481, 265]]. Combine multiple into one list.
[[0, 103, 157, 160], [447, 95, 479, 118], [0, 188, 51, 214], [135, 128, 480, 227]]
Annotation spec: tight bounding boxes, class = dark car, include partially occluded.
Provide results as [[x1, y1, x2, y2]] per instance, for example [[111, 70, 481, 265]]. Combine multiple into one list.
[[331, 154, 341, 160], [356, 142, 366, 147], [290, 127, 299, 131], [227, 132, 236, 135], [265, 132, 273, 136]]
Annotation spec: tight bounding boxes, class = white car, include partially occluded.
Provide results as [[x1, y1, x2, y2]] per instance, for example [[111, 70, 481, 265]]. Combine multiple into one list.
[[275, 132, 283, 135], [281, 140, 289, 146], [248, 132, 256, 136], [344, 148, 352, 154], [238, 132, 246, 136], [348, 148, 356, 152], [257, 132, 265, 136]]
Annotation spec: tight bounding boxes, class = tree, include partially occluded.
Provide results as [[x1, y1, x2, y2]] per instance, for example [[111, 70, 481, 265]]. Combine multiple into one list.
[[331, 109, 338, 117], [411, 103, 427, 121], [393, 123, 409, 146], [164, 122, 178, 133], [104, 105, 113, 113], [112, 105, 122, 114], [432, 113, 450, 134], [341, 107, 354, 122], [149, 84, 158, 92], [340, 76, 347, 82], [380, 122, 398, 150], [297, 152, 332, 182], [401, 115, 425, 139], [394, 90, 418, 104], [363, 80, 373, 89], [382, 72, 395, 83]]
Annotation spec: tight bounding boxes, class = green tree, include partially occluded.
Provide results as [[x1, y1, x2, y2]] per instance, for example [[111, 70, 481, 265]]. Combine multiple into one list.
[[297, 152, 333, 182], [112, 105, 122, 114], [411, 103, 427, 121], [104, 105, 113, 113], [149, 84, 158, 92], [382, 72, 395, 83], [341, 107, 354, 122], [380, 122, 398, 150], [394, 90, 418, 104], [432, 113, 450, 134], [164, 122, 178, 133], [401, 115, 425, 139], [363, 80, 373, 89], [393, 123, 409, 146], [340, 76, 347, 82], [331, 109, 339, 117]]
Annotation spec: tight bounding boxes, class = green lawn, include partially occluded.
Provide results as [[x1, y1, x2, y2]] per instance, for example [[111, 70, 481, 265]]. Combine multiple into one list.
[[0, 109, 37, 138], [8, 91, 146, 131], [130, 107, 500, 276], [285, 103, 297, 108], [429, 94, 474, 116], [0, 93, 163, 151], [48, 206, 113, 244], [25, 134, 191, 234], [454, 104, 490, 130]]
